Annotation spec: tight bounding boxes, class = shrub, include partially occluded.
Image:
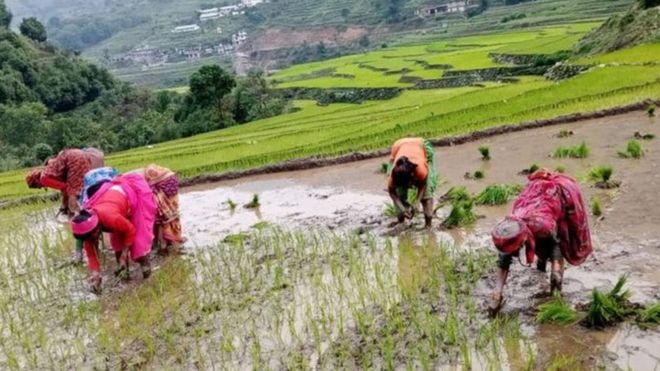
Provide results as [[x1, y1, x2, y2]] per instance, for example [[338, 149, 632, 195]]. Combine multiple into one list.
[[474, 184, 522, 206], [647, 104, 656, 117], [553, 141, 589, 159], [591, 197, 602, 217], [244, 194, 260, 209], [537, 292, 578, 325], [618, 140, 643, 158], [442, 200, 477, 229]]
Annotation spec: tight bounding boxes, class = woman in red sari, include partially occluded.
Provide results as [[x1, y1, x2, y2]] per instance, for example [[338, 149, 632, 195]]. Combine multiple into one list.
[[488, 170, 592, 316]]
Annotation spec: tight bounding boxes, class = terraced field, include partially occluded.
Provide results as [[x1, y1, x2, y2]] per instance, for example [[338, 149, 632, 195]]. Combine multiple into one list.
[[270, 23, 599, 88], [2, 25, 659, 204]]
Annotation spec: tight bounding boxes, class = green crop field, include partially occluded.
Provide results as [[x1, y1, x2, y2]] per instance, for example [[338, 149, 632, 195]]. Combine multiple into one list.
[[271, 23, 600, 89], [1, 25, 659, 204]]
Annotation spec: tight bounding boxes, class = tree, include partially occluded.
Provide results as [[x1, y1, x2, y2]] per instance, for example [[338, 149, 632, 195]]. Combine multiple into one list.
[[20, 17, 47, 42], [0, 0, 12, 28], [189, 65, 236, 108]]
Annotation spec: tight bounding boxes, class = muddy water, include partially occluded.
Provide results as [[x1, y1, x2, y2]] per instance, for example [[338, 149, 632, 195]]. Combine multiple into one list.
[[180, 111, 659, 368]]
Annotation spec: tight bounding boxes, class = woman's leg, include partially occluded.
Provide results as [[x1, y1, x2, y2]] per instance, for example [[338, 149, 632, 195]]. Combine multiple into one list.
[[83, 240, 102, 293]]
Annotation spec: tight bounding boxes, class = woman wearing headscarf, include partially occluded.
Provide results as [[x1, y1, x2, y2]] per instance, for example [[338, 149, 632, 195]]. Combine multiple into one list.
[[26, 147, 104, 216], [26, 147, 105, 262], [130, 164, 184, 253], [488, 169, 592, 316], [71, 173, 157, 294], [387, 138, 438, 228]]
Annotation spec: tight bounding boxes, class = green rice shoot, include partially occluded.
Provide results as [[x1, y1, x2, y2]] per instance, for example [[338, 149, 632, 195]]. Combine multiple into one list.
[[618, 140, 643, 159], [591, 197, 602, 216], [552, 141, 589, 159], [536, 292, 578, 325], [479, 146, 491, 161], [474, 184, 523, 206], [442, 200, 477, 229]]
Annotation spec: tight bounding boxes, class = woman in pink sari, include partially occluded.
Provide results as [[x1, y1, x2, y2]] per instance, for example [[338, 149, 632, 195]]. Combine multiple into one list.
[[70, 173, 157, 293], [488, 169, 592, 316]]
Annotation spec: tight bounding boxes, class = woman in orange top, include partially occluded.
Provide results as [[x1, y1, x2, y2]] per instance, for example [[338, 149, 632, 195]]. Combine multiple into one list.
[[387, 138, 438, 228]]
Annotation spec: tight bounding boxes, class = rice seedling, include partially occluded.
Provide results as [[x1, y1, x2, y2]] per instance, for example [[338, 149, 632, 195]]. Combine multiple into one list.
[[587, 165, 619, 189], [474, 184, 522, 206], [519, 163, 540, 176], [618, 140, 643, 159], [636, 303, 660, 328], [244, 194, 260, 209], [591, 197, 602, 217], [379, 162, 389, 174], [633, 132, 655, 140], [225, 198, 237, 211], [556, 130, 574, 138], [437, 186, 471, 206], [552, 141, 589, 159], [474, 170, 485, 179], [582, 275, 632, 328], [648, 104, 656, 117], [546, 355, 579, 371], [383, 202, 398, 218], [442, 200, 478, 229], [555, 165, 566, 173], [479, 146, 491, 161], [536, 292, 578, 325]]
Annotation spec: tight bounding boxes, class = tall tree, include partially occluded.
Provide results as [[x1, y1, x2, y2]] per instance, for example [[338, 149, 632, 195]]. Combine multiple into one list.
[[20, 17, 47, 42], [0, 0, 12, 28], [189, 65, 236, 108]]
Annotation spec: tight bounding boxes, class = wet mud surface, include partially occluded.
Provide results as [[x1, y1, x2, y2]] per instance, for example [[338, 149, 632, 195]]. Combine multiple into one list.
[[178, 110, 660, 368]]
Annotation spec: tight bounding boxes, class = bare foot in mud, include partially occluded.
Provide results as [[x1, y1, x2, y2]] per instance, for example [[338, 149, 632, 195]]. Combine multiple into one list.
[[488, 293, 505, 317]]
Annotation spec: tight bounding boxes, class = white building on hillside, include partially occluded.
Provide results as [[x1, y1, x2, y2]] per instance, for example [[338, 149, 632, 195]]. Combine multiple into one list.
[[242, 0, 265, 6], [172, 24, 201, 33]]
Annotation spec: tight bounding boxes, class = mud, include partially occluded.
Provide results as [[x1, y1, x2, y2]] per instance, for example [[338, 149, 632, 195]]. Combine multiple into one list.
[[178, 109, 660, 368]]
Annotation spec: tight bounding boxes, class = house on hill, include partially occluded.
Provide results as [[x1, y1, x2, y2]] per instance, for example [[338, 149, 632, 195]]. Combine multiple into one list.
[[172, 24, 201, 33], [416, 1, 472, 17]]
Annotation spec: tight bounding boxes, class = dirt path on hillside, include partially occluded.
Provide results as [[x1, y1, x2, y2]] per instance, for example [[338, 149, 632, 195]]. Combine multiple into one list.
[[179, 110, 660, 369]]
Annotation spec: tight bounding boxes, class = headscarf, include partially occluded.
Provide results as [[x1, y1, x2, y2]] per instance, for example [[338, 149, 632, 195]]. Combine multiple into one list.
[[80, 167, 119, 205], [71, 210, 99, 237], [26, 169, 43, 189], [491, 216, 536, 265]]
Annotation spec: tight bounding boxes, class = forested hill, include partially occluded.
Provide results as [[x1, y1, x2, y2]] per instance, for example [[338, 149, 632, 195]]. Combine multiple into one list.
[[0, 0, 287, 172]]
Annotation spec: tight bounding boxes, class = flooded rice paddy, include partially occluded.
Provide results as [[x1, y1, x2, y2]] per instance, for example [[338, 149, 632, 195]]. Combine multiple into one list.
[[1, 111, 659, 369]]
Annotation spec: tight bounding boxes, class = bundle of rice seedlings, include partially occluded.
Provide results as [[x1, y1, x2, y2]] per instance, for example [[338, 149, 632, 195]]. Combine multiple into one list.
[[633, 132, 655, 140], [474, 170, 485, 179], [588, 165, 620, 189], [648, 104, 656, 117], [474, 184, 522, 206], [379, 162, 389, 174], [225, 198, 237, 211], [618, 140, 643, 159], [442, 200, 477, 229], [519, 163, 540, 176], [583, 275, 631, 328], [244, 194, 261, 209], [383, 203, 398, 218], [479, 146, 491, 160], [537, 292, 578, 325], [591, 197, 602, 217], [637, 303, 660, 328], [553, 141, 589, 159], [555, 165, 566, 173], [437, 186, 471, 206]]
